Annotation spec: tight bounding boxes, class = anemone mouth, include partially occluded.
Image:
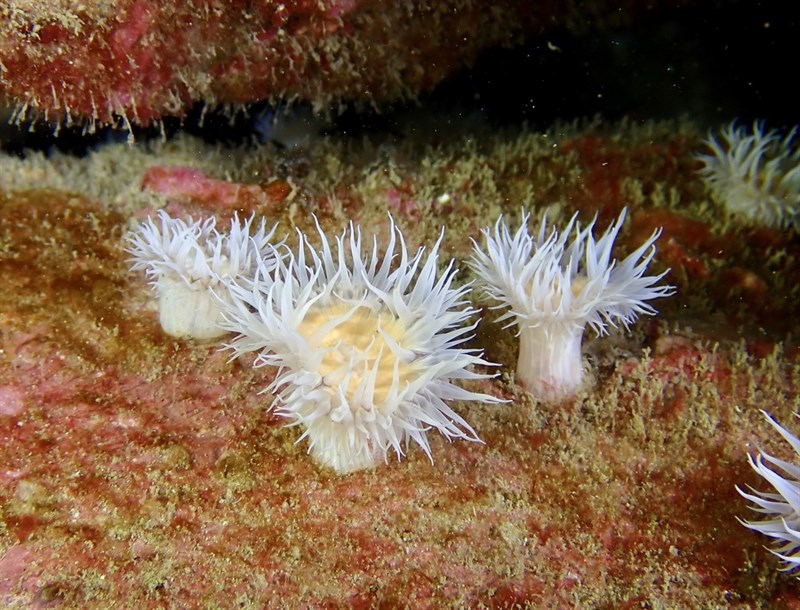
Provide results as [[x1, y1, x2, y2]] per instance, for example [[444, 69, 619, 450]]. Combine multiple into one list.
[[298, 300, 416, 413], [521, 273, 592, 318]]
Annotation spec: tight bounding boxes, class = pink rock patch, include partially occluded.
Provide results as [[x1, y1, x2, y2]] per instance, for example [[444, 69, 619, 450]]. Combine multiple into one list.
[[0, 386, 25, 417], [141, 166, 292, 215]]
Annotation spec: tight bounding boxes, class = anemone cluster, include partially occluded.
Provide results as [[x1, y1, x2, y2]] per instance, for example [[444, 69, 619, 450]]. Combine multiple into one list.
[[125, 201, 800, 576], [127, 207, 672, 473], [125, 119, 800, 580]]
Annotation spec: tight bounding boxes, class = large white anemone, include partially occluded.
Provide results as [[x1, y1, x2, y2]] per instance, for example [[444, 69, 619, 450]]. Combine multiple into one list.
[[221, 217, 501, 474]]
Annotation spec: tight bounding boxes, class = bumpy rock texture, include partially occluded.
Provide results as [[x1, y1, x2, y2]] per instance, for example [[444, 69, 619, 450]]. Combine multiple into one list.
[[1, 121, 799, 607], [0, 0, 693, 128]]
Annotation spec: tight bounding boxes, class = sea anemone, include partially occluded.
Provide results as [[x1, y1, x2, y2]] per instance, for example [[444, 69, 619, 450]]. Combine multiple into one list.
[[127, 210, 279, 340], [696, 120, 800, 227], [469, 208, 674, 401], [220, 216, 501, 474], [738, 410, 800, 573]]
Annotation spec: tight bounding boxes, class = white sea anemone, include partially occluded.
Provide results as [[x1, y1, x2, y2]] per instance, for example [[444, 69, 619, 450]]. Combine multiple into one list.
[[220, 216, 501, 474], [696, 120, 800, 227], [738, 410, 800, 573], [469, 208, 674, 401], [127, 210, 279, 340]]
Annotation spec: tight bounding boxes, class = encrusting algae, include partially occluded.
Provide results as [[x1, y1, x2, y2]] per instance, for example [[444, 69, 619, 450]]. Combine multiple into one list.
[[1, 119, 800, 607]]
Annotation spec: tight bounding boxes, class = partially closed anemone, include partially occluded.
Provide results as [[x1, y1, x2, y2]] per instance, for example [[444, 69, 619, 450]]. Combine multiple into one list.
[[127, 210, 280, 340]]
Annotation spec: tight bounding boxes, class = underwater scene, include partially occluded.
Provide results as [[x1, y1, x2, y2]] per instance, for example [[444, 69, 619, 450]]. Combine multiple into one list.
[[1, 1, 799, 608]]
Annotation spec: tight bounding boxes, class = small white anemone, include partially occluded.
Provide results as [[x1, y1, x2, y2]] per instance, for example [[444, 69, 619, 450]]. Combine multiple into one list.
[[127, 210, 279, 340], [738, 410, 800, 574], [470, 208, 674, 401], [220, 216, 501, 474], [696, 120, 800, 227]]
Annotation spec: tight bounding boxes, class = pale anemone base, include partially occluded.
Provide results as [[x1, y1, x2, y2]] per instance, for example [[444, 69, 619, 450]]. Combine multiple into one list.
[[156, 277, 231, 341], [517, 323, 584, 401], [302, 414, 383, 474], [723, 180, 790, 227]]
